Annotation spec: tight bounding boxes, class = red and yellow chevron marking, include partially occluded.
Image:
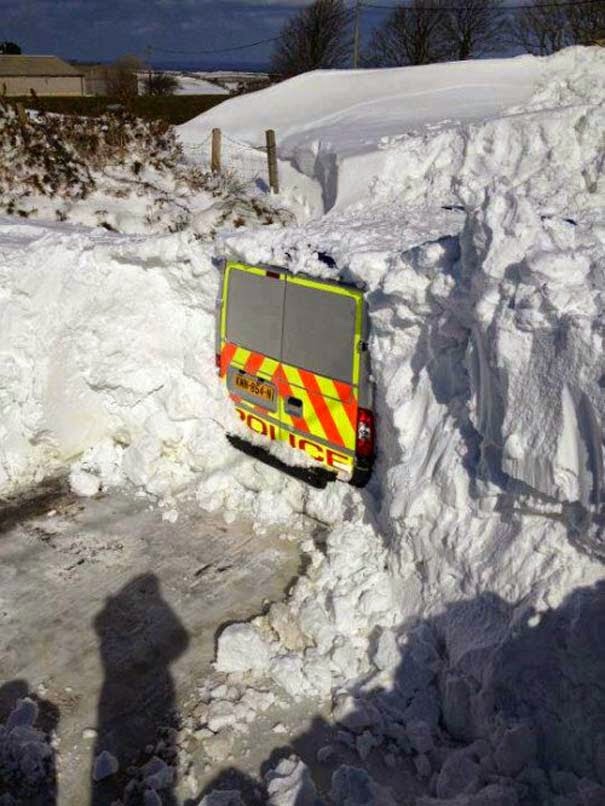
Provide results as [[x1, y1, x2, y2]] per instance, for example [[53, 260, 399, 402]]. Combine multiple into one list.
[[273, 363, 310, 434], [219, 342, 237, 377], [220, 342, 358, 460]]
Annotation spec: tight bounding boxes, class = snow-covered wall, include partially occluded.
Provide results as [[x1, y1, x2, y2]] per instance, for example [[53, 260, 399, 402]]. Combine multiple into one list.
[[0, 221, 227, 496], [466, 191, 605, 510]]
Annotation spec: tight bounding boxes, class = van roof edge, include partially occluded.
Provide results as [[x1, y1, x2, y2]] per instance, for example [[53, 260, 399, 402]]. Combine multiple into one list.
[[223, 258, 366, 293]]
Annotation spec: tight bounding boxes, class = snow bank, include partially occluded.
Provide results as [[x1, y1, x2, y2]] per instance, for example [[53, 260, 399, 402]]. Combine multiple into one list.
[[172, 74, 229, 96], [205, 46, 605, 799], [0, 218, 333, 531], [0, 104, 287, 235], [0, 219, 228, 497], [179, 53, 545, 156], [180, 47, 603, 214], [466, 191, 605, 512]]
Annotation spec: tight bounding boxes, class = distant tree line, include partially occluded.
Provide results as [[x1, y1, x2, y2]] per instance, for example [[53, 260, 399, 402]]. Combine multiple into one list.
[[0, 41, 22, 54], [270, 0, 605, 77]]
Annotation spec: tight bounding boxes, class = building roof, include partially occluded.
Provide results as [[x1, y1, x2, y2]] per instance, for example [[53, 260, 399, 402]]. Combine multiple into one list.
[[0, 55, 84, 77]]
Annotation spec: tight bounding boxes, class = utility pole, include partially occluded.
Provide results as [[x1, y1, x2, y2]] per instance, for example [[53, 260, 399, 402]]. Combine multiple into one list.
[[145, 45, 153, 94], [353, 0, 362, 69]]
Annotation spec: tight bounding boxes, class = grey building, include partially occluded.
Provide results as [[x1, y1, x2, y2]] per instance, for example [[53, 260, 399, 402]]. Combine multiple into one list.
[[0, 55, 85, 96], [74, 63, 111, 96]]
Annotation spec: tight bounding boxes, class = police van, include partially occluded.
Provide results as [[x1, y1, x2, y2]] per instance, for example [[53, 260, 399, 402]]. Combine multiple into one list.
[[216, 260, 375, 485]]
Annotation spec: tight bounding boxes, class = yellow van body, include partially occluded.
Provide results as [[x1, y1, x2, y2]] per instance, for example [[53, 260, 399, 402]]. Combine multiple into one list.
[[216, 261, 375, 483]]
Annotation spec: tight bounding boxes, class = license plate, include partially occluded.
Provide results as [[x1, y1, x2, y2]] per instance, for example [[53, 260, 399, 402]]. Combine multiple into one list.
[[234, 373, 275, 405]]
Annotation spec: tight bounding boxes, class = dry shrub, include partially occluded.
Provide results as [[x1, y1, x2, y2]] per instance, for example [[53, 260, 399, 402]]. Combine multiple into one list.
[[0, 99, 182, 212], [0, 98, 292, 234]]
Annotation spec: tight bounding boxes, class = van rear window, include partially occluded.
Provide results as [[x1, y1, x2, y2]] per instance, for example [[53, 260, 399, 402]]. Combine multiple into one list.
[[225, 268, 285, 360], [282, 282, 357, 384]]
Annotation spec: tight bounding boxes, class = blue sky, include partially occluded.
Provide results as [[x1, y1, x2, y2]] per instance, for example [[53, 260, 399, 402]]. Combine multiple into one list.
[[2, 0, 526, 69], [1, 1, 327, 68]]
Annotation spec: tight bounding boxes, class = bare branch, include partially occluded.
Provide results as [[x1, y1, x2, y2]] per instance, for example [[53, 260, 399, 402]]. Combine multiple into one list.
[[566, 0, 605, 45], [365, 1, 451, 67], [509, 2, 571, 54], [270, 0, 352, 78], [441, 0, 504, 60]]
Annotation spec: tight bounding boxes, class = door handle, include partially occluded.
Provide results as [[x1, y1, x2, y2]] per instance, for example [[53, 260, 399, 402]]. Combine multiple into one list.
[[285, 396, 303, 417]]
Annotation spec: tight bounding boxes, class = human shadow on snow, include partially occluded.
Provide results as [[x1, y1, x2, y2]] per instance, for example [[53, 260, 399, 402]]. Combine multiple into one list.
[[192, 581, 605, 805], [90, 573, 189, 806]]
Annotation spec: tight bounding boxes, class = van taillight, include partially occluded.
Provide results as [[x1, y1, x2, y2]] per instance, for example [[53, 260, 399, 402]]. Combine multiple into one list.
[[216, 353, 221, 371], [356, 408, 375, 459]]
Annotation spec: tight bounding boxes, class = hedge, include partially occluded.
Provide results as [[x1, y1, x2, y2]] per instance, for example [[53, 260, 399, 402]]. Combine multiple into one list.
[[8, 94, 227, 125]]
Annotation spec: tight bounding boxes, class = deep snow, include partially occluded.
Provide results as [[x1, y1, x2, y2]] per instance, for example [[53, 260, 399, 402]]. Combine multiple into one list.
[[1, 46, 605, 804], [180, 48, 603, 215], [179, 55, 546, 157], [0, 104, 288, 235]]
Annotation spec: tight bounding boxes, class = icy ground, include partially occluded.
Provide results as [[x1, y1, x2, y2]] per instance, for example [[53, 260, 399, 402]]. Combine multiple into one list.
[[1, 45, 605, 805], [0, 480, 305, 804]]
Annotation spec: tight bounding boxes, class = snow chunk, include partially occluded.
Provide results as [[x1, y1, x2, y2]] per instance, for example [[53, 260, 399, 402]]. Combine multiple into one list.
[[0, 697, 55, 800], [436, 748, 482, 799], [265, 756, 320, 806], [92, 750, 119, 781], [406, 720, 434, 755], [494, 724, 537, 777], [216, 623, 271, 674], [142, 755, 175, 791], [6, 698, 38, 731], [69, 469, 101, 497]]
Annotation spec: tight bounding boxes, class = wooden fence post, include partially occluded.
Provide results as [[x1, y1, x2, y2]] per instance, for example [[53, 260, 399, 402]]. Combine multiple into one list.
[[265, 129, 279, 194], [211, 128, 221, 173], [15, 102, 28, 127]]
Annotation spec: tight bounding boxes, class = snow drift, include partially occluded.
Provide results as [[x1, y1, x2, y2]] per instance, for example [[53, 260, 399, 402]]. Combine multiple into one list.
[[209, 47, 605, 799], [179, 48, 603, 214], [179, 53, 546, 158], [0, 218, 327, 529], [1, 46, 605, 803], [0, 220, 225, 496]]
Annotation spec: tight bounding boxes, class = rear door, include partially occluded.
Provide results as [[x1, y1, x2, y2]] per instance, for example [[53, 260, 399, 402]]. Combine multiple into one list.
[[219, 263, 285, 441], [279, 275, 363, 475]]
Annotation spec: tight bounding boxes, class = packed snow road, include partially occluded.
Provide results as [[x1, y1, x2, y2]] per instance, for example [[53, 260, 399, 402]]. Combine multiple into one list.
[[0, 479, 301, 805]]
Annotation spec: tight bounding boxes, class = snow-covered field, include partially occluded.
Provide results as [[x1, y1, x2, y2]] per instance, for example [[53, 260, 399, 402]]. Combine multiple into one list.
[[147, 70, 270, 97], [171, 74, 230, 96], [1, 46, 605, 805]]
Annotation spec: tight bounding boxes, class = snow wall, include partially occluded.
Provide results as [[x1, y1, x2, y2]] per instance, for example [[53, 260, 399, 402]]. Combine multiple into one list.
[[1, 46, 605, 801]]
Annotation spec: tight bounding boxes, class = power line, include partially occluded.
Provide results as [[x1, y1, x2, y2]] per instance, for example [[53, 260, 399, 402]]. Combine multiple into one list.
[[151, 36, 282, 57], [362, 0, 604, 11], [151, 6, 356, 57]]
